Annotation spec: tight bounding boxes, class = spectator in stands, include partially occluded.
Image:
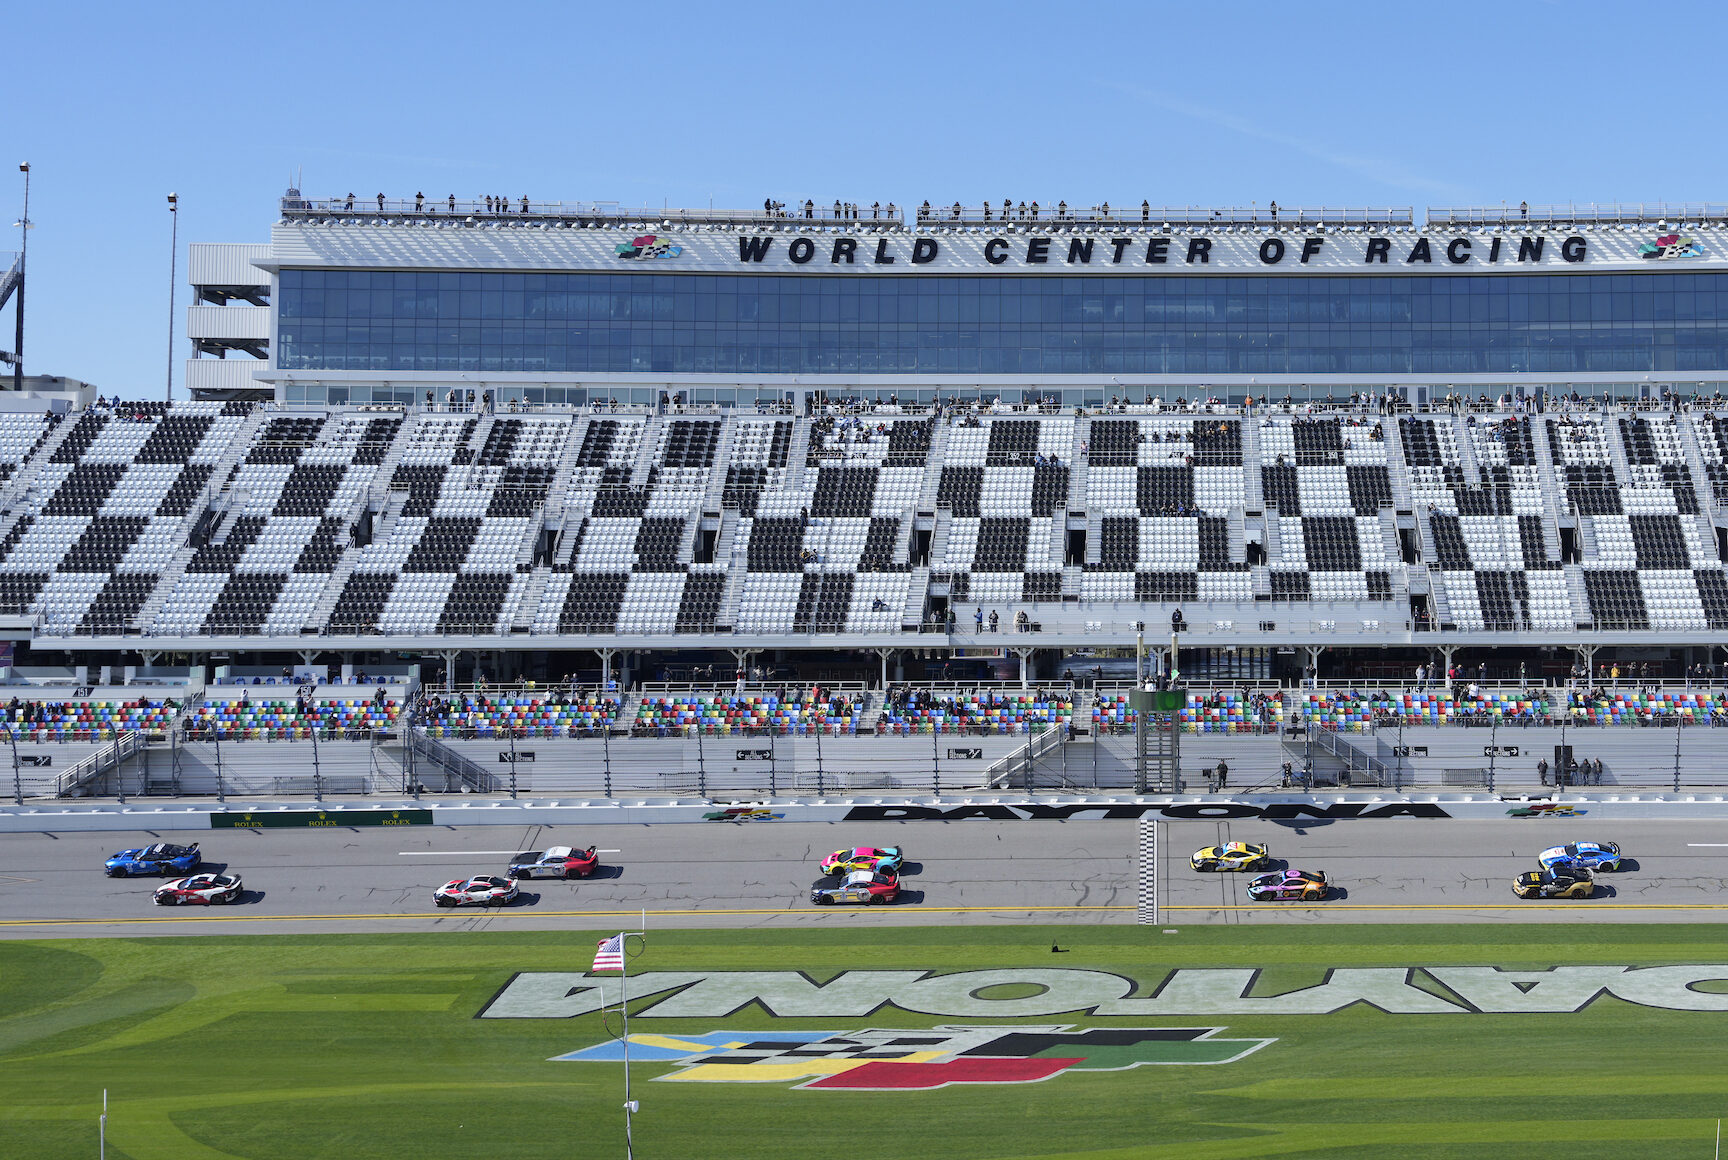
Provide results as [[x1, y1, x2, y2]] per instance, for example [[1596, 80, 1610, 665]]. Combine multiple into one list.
[[975, 608, 984, 631], [989, 610, 999, 632]]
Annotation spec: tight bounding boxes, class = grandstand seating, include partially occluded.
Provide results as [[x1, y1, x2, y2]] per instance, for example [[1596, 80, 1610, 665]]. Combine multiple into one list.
[[0, 696, 178, 740], [877, 689, 1072, 734], [417, 692, 620, 737], [633, 691, 862, 734], [0, 399, 1724, 648], [189, 693, 401, 739]]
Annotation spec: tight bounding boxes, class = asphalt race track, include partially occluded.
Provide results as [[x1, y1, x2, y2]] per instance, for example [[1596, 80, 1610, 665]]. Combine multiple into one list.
[[3, 818, 1728, 938]]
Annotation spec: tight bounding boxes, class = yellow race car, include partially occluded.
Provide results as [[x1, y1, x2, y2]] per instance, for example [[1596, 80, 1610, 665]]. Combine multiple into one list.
[[1190, 842, 1271, 872], [1512, 868, 1594, 899]]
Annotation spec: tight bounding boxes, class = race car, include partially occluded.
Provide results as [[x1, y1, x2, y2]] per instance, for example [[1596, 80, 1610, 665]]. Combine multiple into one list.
[[507, 845, 599, 880], [153, 873, 243, 906], [1246, 869, 1329, 902], [810, 870, 901, 905], [1513, 868, 1595, 899], [1190, 841, 1271, 872], [1538, 841, 1621, 873], [433, 875, 520, 908], [105, 842, 202, 877], [820, 846, 903, 876]]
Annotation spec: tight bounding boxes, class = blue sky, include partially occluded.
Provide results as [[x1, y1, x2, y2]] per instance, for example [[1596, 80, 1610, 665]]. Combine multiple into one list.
[[9, 0, 1725, 394]]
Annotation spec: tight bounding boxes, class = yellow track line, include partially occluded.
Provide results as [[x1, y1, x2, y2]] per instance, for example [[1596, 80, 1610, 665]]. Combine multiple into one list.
[[6, 901, 1728, 927]]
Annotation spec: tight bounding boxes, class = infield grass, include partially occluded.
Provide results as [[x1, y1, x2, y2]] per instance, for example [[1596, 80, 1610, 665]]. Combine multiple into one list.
[[3, 924, 1727, 1159]]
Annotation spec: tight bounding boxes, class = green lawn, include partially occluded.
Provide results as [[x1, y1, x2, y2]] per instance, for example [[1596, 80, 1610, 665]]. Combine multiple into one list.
[[4, 926, 1727, 1159]]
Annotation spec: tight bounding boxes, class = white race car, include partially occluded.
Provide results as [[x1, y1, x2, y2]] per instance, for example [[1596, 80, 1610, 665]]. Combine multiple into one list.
[[153, 873, 244, 906], [434, 875, 520, 908]]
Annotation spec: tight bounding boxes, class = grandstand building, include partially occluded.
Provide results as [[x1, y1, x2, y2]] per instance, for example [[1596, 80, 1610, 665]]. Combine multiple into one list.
[[8, 195, 1728, 691]]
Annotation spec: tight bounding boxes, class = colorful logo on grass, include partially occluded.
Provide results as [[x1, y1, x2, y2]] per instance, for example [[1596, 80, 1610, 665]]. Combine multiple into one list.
[[702, 807, 784, 822], [1639, 233, 1703, 260], [1507, 803, 1586, 818], [616, 234, 682, 260], [552, 1025, 1272, 1090]]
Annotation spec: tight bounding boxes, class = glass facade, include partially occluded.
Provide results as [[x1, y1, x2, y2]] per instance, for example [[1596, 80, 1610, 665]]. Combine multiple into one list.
[[277, 269, 1728, 376]]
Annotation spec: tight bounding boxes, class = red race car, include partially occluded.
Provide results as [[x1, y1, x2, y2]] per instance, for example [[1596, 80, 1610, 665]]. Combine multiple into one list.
[[507, 845, 599, 880], [810, 870, 901, 905], [153, 873, 243, 906]]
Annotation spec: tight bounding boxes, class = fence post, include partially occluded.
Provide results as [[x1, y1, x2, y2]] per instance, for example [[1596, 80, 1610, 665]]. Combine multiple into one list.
[[310, 724, 323, 802], [1674, 718, 1684, 792], [814, 722, 825, 797], [696, 724, 706, 798], [602, 724, 612, 798], [509, 728, 518, 799], [212, 726, 226, 803], [932, 724, 940, 794]]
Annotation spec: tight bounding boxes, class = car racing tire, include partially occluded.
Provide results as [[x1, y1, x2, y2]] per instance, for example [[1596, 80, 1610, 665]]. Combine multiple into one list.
[[514, 869, 531, 880], [435, 897, 454, 908], [815, 895, 834, 905], [154, 895, 171, 906]]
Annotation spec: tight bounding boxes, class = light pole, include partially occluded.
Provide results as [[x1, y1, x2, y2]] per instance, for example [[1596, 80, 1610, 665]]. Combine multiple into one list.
[[165, 193, 178, 402], [12, 163, 29, 394]]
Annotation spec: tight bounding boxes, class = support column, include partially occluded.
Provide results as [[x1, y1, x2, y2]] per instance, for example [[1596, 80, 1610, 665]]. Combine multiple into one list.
[[1305, 645, 1324, 687], [597, 648, 616, 692], [730, 649, 755, 686], [441, 650, 458, 690], [140, 651, 160, 672], [876, 648, 893, 690], [1014, 647, 1034, 688]]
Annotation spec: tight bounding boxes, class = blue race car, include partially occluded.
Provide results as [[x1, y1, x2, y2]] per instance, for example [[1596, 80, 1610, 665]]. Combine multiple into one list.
[[105, 842, 202, 877], [1538, 841, 1621, 873]]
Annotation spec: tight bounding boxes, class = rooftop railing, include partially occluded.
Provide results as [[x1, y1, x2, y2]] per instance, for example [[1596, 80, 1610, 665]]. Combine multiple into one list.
[[909, 204, 1415, 229], [280, 195, 906, 229], [1426, 203, 1728, 228]]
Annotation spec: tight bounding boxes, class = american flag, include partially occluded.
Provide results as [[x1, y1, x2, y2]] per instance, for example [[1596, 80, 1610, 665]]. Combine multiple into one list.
[[592, 933, 625, 971]]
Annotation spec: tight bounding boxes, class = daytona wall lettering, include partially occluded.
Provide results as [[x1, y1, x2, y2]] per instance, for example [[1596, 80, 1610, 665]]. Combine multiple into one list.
[[480, 965, 1728, 1019], [839, 802, 1452, 822]]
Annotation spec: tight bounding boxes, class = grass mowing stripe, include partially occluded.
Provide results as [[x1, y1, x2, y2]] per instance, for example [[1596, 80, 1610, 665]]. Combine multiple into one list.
[[6, 925, 1728, 1159]]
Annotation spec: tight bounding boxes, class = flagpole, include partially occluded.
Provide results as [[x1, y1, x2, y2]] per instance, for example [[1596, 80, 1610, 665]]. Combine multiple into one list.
[[621, 931, 634, 1160]]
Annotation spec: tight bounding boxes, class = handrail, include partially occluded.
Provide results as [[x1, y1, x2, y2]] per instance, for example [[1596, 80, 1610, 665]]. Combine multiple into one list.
[[281, 196, 907, 228], [54, 730, 145, 796], [985, 721, 1069, 789], [1427, 202, 1728, 228], [910, 204, 1414, 229], [406, 727, 498, 792]]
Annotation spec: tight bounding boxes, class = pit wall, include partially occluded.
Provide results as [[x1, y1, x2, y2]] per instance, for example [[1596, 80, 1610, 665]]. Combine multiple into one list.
[[3, 793, 1727, 833]]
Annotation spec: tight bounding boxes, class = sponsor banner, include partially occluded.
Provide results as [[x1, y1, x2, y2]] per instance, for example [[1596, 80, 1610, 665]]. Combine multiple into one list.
[[210, 808, 433, 829], [483, 965, 1728, 1021]]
